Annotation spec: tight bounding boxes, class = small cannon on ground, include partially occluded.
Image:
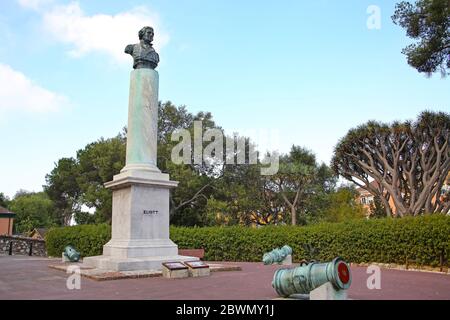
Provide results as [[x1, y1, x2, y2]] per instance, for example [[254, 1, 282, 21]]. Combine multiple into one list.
[[63, 245, 81, 262], [272, 257, 351, 299], [263, 245, 293, 265]]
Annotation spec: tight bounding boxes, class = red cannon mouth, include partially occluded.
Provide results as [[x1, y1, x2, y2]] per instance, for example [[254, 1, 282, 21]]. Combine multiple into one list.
[[337, 261, 350, 285]]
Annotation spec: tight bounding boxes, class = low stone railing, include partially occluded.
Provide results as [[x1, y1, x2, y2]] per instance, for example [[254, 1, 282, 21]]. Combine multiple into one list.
[[0, 235, 47, 257]]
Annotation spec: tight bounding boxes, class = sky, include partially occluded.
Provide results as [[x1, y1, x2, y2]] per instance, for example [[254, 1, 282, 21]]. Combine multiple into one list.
[[0, 0, 449, 199]]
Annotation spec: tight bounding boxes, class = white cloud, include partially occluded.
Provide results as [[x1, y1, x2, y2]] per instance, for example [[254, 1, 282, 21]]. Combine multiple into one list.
[[0, 63, 67, 113], [18, 0, 54, 11], [41, 2, 169, 63]]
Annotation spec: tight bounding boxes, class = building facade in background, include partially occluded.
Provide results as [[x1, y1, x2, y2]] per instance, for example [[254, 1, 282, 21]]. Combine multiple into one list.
[[0, 206, 15, 236]]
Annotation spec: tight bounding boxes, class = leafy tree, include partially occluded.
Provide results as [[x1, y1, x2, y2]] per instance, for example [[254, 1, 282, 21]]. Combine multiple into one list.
[[158, 102, 193, 145], [45, 133, 126, 225], [237, 163, 284, 226], [198, 132, 283, 227], [392, 0, 450, 76], [75, 133, 126, 223], [159, 102, 224, 225], [369, 195, 387, 219], [168, 161, 214, 226], [0, 192, 10, 208], [317, 187, 366, 223], [301, 163, 338, 224], [265, 146, 336, 225], [44, 157, 81, 226], [205, 197, 232, 226], [74, 211, 98, 225], [9, 191, 58, 234], [332, 111, 450, 217], [205, 159, 278, 227]]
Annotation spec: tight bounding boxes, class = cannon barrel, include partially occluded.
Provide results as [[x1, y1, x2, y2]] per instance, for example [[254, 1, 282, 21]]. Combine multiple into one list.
[[263, 245, 293, 265], [272, 257, 351, 297], [64, 245, 81, 262]]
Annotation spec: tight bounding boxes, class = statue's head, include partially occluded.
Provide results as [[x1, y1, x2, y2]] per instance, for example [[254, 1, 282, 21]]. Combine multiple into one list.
[[138, 26, 154, 43]]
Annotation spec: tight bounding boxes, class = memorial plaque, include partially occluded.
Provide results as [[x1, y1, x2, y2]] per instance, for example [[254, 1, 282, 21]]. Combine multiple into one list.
[[184, 261, 209, 269], [162, 262, 188, 270]]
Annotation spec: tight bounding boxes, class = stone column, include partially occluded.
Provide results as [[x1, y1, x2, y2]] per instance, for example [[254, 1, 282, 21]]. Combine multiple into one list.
[[122, 69, 160, 173]]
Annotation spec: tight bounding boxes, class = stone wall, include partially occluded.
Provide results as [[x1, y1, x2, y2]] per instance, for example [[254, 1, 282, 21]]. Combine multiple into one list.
[[0, 235, 47, 257]]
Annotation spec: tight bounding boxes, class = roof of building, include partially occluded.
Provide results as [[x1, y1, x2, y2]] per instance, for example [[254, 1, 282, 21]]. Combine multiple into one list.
[[30, 228, 48, 238], [0, 206, 15, 215]]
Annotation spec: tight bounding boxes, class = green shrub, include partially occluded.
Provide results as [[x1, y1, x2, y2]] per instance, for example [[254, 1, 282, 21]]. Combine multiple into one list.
[[45, 215, 450, 267], [45, 224, 111, 257]]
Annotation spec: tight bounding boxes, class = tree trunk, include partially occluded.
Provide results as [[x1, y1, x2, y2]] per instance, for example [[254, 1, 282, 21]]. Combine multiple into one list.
[[380, 196, 393, 217], [291, 206, 297, 225]]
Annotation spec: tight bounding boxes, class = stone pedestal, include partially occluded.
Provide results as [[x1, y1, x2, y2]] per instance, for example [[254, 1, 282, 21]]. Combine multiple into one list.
[[83, 69, 198, 271], [62, 253, 70, 263], [189, 267, 210, 278], [281, 255, 292, 266], [162, 265, 189, 279], [309, 282, 348, 300]]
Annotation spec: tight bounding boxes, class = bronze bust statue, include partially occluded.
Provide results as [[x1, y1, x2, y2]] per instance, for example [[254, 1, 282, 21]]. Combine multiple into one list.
[[125, 26, 160, 69]]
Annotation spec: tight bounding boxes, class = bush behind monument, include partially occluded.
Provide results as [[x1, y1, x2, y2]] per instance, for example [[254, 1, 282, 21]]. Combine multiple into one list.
[[45, 215, 450, 267]]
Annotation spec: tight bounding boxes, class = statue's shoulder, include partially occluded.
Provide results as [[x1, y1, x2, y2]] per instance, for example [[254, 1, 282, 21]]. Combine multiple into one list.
[[124, 44, 135, 55]]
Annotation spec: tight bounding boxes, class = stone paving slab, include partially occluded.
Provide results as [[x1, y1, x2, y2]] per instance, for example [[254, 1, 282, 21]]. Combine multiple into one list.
[[2, 256, 450, 300], [48, 262, 242, 281], [352, 262, 450, 275]]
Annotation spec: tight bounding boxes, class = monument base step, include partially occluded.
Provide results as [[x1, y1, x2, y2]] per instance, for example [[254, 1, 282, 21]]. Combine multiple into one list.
[[83, 255, 199, 272], [48, 262, 242, 281]]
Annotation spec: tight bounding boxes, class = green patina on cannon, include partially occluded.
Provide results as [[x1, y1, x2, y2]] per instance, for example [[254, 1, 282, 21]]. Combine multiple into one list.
[[263, 245, 293, 265], [272, 257, 351, 297], [63, 245, 81, 262]]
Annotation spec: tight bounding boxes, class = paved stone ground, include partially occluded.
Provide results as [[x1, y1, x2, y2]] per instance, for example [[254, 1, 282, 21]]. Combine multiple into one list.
[[0, 255, 449, 300]]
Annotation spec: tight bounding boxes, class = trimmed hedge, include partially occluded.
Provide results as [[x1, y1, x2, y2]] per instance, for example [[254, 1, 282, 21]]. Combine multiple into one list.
[[46, 224, 111, 258], [46, 215, 450, 267]]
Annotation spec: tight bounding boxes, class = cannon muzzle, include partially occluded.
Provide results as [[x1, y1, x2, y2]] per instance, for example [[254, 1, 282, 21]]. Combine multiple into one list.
[[272, 257, 351, 297], [64, 245, 81, 262], [263, 245, 293, 265]]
